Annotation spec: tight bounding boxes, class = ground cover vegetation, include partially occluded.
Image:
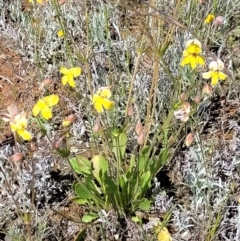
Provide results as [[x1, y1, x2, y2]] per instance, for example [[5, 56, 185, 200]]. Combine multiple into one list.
[[0, 0, 240, 240]]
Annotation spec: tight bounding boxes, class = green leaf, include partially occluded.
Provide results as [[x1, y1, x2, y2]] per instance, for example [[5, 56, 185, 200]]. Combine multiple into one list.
[[70, 197, 88, 205], [73, 227, 87, 241], [140, 171, 151, 189], [75, 183, 94, 199], [70, 156, 91, 175], [158, 148, 169, 166], [82, 213, 99, 223], [112, 130, 127, 159], [132, 198, 151, 212], [131, 216, 140, 223], [91, 154, 108, 185], [104, 177, 117, 194]]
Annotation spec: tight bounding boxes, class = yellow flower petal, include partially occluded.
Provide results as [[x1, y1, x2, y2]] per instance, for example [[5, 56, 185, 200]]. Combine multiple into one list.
[[186, 44, 201, 55], [94, 101, 104, 113], [67, 76, 76, 88], [182, 50, 189, 57], [186, 39, 201, 49], [57, 30, 64, 38], [100, 88, 111, 98], [190, 57, 197, 69], [41, 106, 52, 120], [32, 99, 47, 117], [102, 98, 114, 110], [211, 73, 219, 86], [10, 122, 18, 131], [44, 95, 59, 107], [180, 55, 191, 66], [202, 71, 213, 79], [197, 56, 205, 65], [61, 75, 69, 85], [62, 120, 71, 127], [155, 222, 172, 241], [204, 14, 215, 24], [218, 71, 227, 80], [18, 129, 32, 141], [60, 67, 70, 75], [70, 67, 81, 77], [92, 94, 101, 104]]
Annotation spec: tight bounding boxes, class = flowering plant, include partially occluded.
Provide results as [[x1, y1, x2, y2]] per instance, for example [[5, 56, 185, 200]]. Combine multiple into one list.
[[60, 67, 81, 88], [32, 95, 59, 120], [180, 39, 205, 69], [202, 59, 227, 86], [92, 87, 114, 113]]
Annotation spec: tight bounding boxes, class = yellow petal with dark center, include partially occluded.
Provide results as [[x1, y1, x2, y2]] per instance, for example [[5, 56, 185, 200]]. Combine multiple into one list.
[[190, 56, 197, 69], [186, 44, 201, 55]]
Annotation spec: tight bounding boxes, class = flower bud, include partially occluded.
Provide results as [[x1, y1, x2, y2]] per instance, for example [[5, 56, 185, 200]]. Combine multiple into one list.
[[54, 137, 65, 149], [127, 106, 134, 116], [198, 0, 207, 4], [202, 83, 212, 95], [135, 121, 143, 136], [62, 114, 77, 127], [194, 95, 201, 104], [7, 105, 19, 116], [58, 0, 66, 5], [10, 153, 24, 163], [179, 93, 186, 102], [137, 132, 145, 145], [182, 102, 190, 114], [93, 121, 101, 133], [185, 133, 194, 147], [40, 79, 53, 89], [213, 16, 224, 27]]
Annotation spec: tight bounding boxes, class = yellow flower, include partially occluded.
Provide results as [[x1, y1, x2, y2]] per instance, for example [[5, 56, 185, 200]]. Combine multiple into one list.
[[185, 39, 202, 55], [57, 30, 64, 38], [180, 39, 205, 69], [181, 51, 205, 69], [92, 87, 114, 113], [202, 59, 227, 86], [32, 95, 59, 120], [204, 14, 215, 24], [10, 113, 32, 141], [60, 67, 81, 88], [155, 221, 172, 241]]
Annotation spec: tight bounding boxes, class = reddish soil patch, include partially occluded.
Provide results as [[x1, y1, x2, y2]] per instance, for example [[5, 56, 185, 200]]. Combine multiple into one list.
[[0, 37, 38, 143]]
